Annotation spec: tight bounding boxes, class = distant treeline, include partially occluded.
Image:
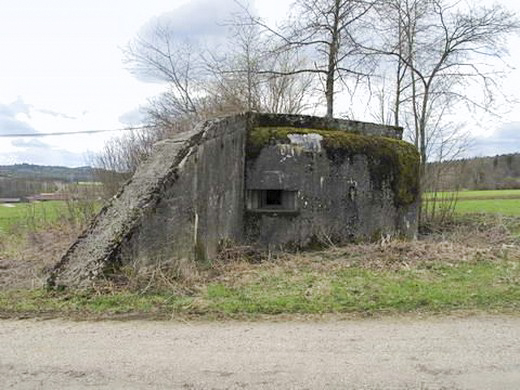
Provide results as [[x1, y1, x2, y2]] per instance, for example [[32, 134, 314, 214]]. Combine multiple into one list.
[[0, 164, 123, 198], [0, 163, 96, 182], [0, 177, 58, 198], [428, 153, 520, 191]]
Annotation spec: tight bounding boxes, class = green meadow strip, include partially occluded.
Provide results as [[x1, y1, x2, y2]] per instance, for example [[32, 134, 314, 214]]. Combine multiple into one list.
[[1, 259, 518, 318]]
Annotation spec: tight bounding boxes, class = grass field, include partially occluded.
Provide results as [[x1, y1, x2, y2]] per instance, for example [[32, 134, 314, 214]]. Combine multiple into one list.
[[425, 189, 520, 199], [453, 199, 520, 215], [0, 201, 69, 231], [1, 243, 518, 318], [0, 200, 100, 232], [424, 189, 520, 216]]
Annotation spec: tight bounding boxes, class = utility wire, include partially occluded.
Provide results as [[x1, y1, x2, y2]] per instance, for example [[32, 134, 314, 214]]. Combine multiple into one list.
[[0, 125, 153, 138]]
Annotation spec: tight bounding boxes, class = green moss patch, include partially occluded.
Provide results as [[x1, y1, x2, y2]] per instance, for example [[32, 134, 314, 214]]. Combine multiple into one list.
[[247, 127, 420, 206]]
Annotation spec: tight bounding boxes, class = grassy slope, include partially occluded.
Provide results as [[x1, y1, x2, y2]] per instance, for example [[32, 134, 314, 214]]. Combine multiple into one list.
[[1, 257, 517, 318], [1, 217, 519, 319]]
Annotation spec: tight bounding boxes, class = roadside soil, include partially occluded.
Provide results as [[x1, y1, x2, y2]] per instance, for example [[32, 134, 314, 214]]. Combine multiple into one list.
[[1, 315, 519, 389]]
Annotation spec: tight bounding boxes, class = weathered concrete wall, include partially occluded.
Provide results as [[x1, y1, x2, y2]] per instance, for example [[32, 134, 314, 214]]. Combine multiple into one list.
[[49, 115, 248, 288], [124, 115, 248, 265], [244, 127, 419, 248], [48, 113, 419, 289]]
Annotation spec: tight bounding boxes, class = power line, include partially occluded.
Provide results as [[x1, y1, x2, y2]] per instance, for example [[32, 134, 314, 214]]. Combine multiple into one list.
[[0, 125, 153, 138]]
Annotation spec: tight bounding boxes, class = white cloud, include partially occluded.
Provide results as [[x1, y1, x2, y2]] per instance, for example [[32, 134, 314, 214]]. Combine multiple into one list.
[[471, 122, 520, 157], [0, 97, 95, 167], [36, 109, 77, 120], [0, 98, 36, 135], [141, 0, 253, 42], [4, 148, 88, 167], [10, 138, 48, 149]]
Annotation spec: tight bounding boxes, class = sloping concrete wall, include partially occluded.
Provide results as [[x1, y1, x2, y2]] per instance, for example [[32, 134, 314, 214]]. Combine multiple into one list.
[[48, 115, 248, 289]]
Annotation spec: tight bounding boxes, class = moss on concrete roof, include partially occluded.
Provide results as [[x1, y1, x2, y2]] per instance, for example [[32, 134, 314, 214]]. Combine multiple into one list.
[[247, 126, 420, 206]]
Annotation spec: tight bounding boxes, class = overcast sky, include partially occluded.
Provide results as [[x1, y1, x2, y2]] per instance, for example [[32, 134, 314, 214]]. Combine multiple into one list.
[[0, 0, 519, 167]]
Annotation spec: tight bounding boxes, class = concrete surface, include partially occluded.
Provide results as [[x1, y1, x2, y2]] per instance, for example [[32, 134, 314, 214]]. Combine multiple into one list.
[[1, 315, 519, 389]]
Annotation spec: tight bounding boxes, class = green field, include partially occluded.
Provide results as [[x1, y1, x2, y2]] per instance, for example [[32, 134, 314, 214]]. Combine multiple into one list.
[[456, 189, 520, 199], [424, 189, 520, 216], [453, 199, 520, 215], [0, 200, 99, 232], [0, 201, 66, 231], [425, 189, 520, 199]]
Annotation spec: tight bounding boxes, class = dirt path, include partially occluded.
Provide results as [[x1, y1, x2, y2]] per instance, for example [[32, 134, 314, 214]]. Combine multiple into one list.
[[1, 315, 519, 389]]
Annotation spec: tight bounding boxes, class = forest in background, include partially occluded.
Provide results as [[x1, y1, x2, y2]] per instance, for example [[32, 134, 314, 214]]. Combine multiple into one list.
[[429, 153, 520, 191], [0, 164, 103, 198]]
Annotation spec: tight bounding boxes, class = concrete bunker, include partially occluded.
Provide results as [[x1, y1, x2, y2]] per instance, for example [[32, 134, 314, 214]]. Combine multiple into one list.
[[48, 113, 420, 289]]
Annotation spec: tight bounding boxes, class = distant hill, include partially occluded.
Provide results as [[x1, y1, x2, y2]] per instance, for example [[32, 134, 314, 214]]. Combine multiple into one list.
[[0, 163, 97, 182], [0, 164, 117, 198]]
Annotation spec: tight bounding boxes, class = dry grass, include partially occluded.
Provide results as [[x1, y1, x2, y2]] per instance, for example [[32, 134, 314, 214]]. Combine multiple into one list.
[[1, 213, 518, 296], [0, 198, 100, 291], [0, 224, 83, 290], [1, 214, 518, 318], [93, 214, 520, 294]]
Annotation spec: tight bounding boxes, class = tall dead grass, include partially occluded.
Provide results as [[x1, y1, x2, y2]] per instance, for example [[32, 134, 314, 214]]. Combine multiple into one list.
[[0, 199, 99, 290], [90, 214, 520, 294], [2, 210, 518, 294]]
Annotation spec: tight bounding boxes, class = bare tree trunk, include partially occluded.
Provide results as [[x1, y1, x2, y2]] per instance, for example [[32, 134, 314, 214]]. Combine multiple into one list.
[[325, 69, 335, 118], [325, 0, 341, 118]]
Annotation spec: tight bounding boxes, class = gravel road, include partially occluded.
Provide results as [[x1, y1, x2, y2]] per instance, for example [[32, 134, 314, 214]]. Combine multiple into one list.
[[1, 315, 519, 389]]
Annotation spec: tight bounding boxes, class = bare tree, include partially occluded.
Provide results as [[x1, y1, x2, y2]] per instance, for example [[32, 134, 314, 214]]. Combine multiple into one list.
[[125, 12, 317, 123], [372, 0, 518, 169], [95, 9, 318, 195], [93, 128, 161, 197], [202, 19, 265, 114], [123, 22, 205, 119], [259, 50, 316, 114], [204, 19, 316, 116], [366, 0, 518, 224], [249, 0, 376, 118]]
